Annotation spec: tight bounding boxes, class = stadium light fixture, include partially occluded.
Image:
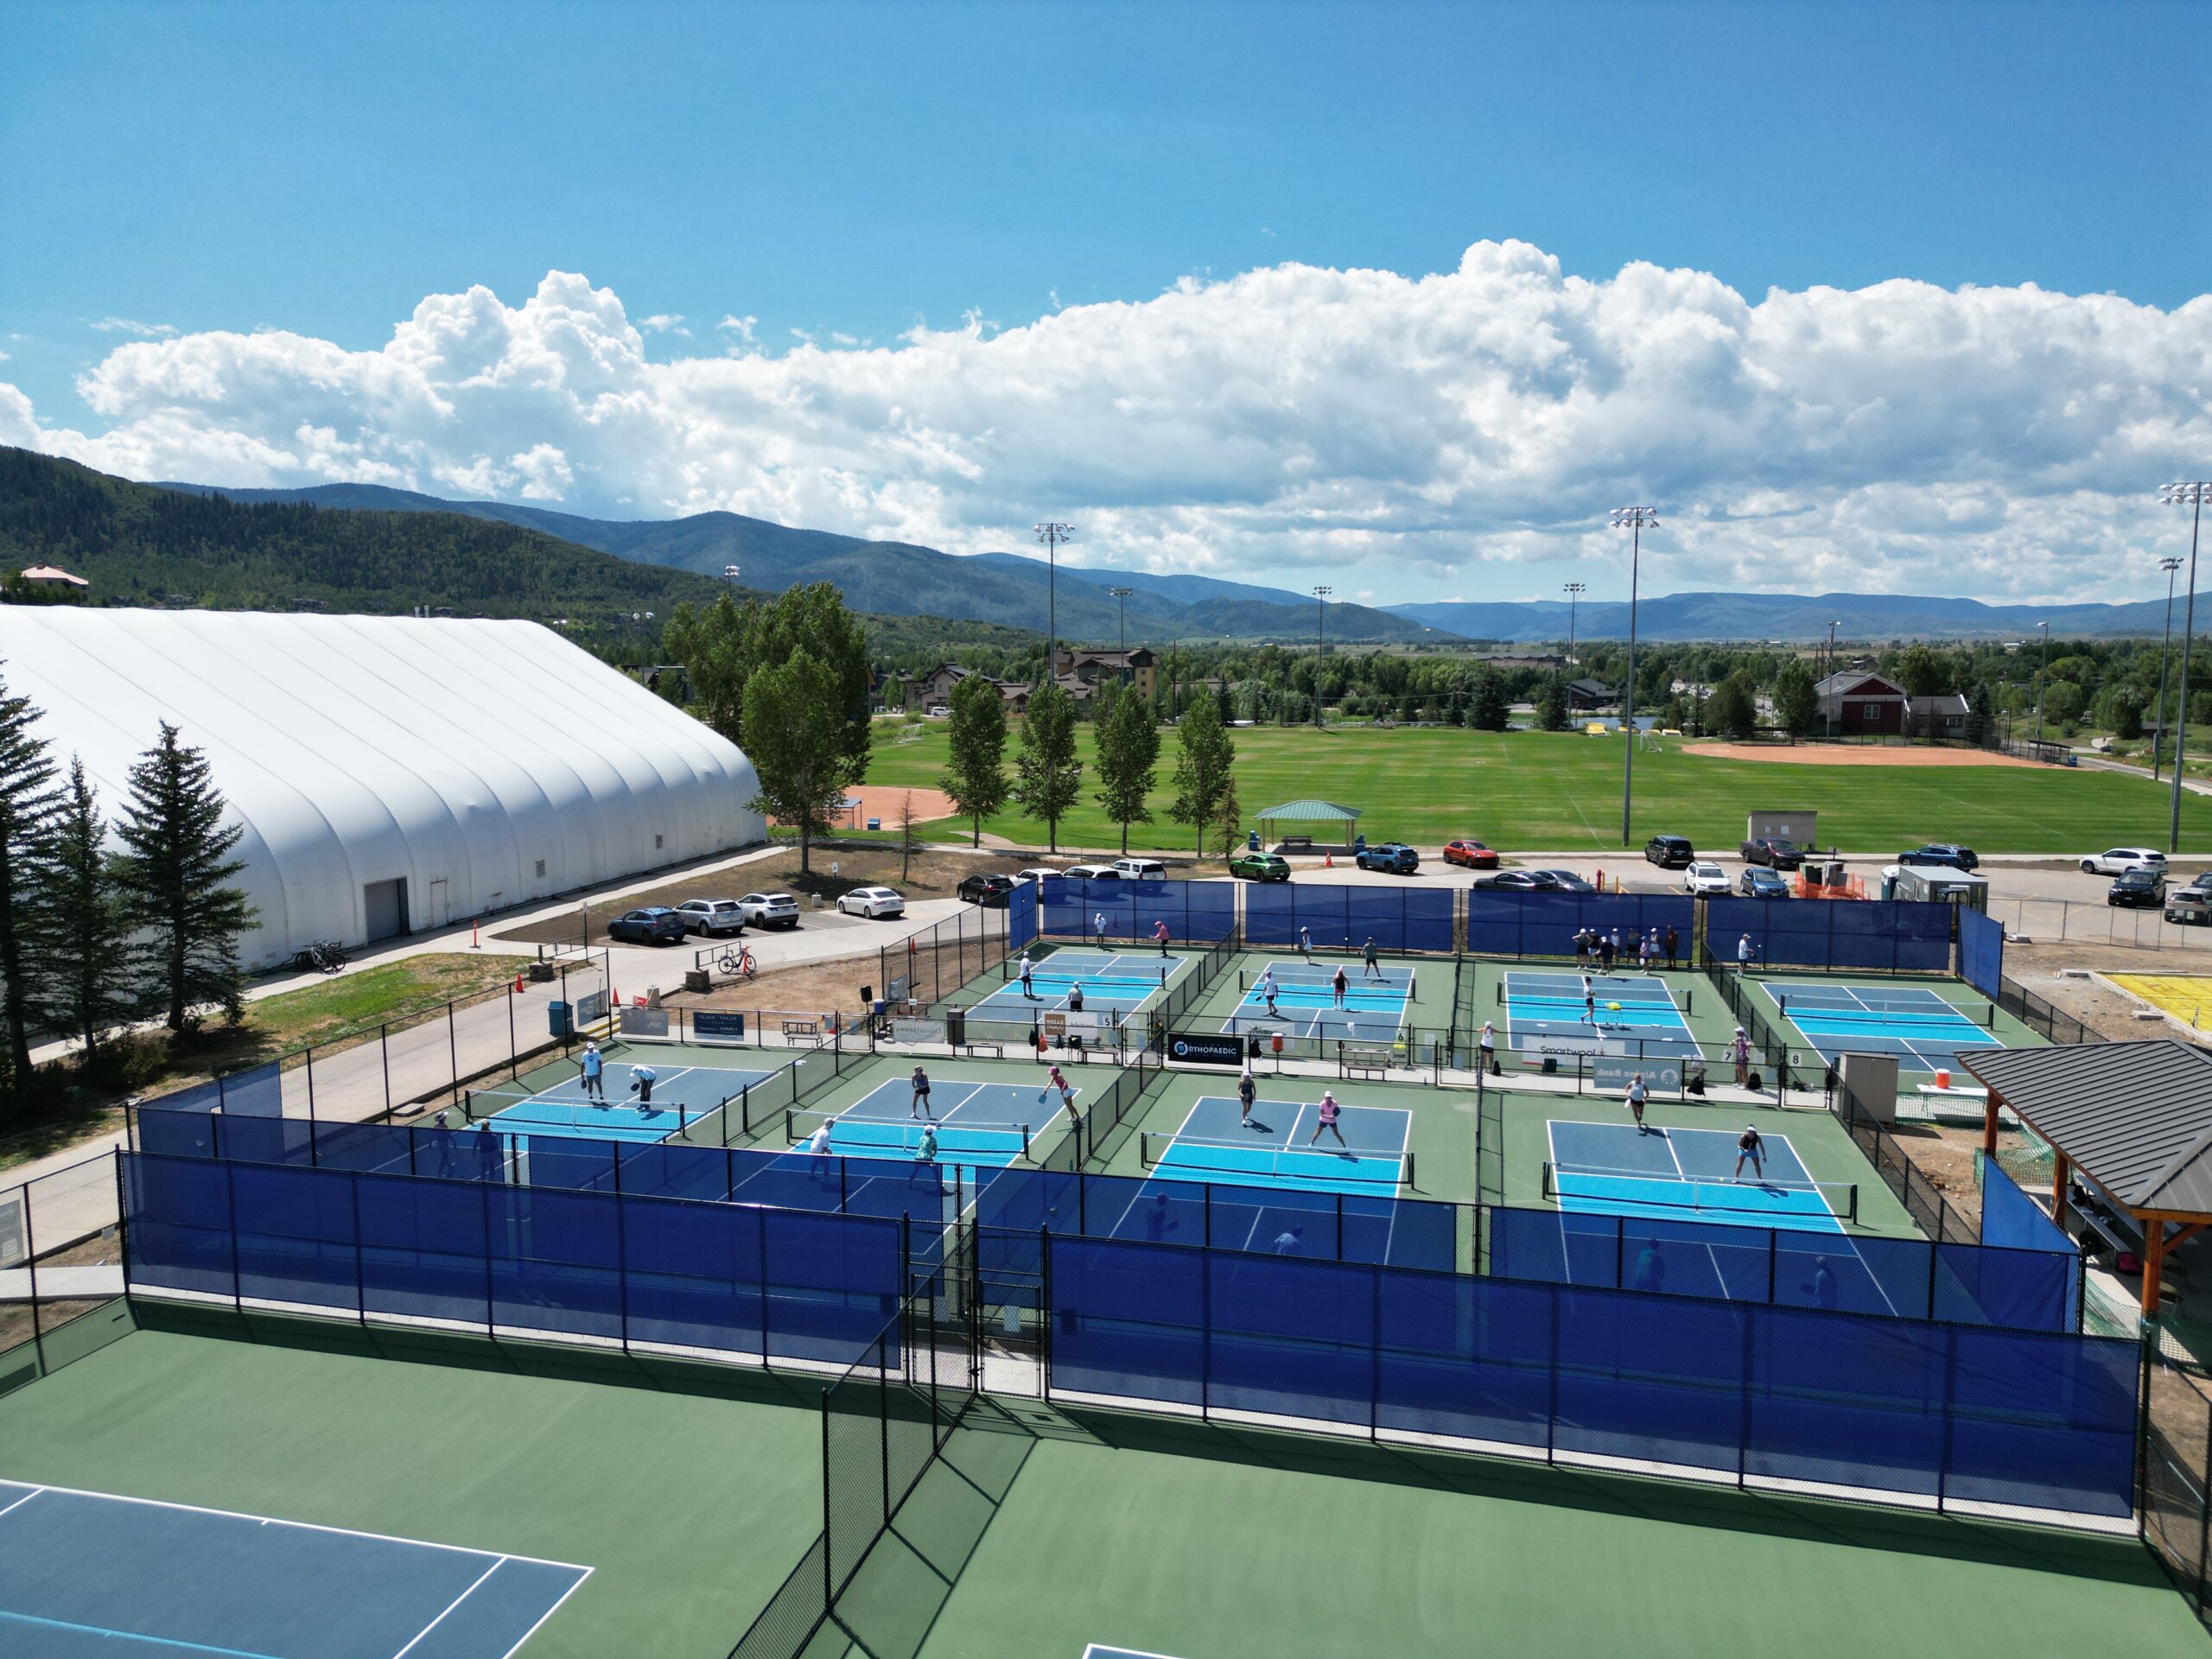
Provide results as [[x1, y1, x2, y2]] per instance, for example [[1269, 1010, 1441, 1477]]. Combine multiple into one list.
[[1313, 586, 1333, 727], [2155, 556, 2184, 780], [2163, 481, 2211, 851], [1035, 522, 1073, 685], [1608, 506, 1659, 845], [721, 563, 741, 588], [1561, 582, 1586, 664], [2033, 621, 2050, 746]]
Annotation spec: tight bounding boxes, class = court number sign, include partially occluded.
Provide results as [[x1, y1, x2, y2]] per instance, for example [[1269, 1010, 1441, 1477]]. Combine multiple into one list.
[[1168, 1030, 1246, 1066]]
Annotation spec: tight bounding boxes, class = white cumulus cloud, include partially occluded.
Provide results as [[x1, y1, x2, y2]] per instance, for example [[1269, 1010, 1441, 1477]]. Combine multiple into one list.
[[3, 245, 2208, 601], [638, 314, 690, 336], [89, 317, 179, 338]]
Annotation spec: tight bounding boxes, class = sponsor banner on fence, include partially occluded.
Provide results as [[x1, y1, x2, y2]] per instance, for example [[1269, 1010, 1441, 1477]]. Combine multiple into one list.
[[574, 989, 608, 1027], [1168, 1030, 1246, 1066], [1592, 1056, 1685, 1092], [891, 1018, 950, 1045], [1527, 1033, 1602, 1057], [691, 1010, 747, 1041], [618, 1007, 671, 1039]]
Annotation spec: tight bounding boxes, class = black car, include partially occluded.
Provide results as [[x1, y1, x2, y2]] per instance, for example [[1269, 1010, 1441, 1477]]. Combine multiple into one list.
[[1536, 869, 1598, 893], [2109, 868, 2167, 909], [1355, 842, 1421, 874], [607, 906, 689, 944], [1898, 844, 1980, 871], [1471, 869, 1563, 891], [957, 872, 1017, 907], [1643, 835, 1694, 869], [1739, 837, 1805, 870]]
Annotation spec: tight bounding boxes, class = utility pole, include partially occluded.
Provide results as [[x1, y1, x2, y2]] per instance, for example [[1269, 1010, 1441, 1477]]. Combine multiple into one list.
[[2155, 556, 2184, 780], [1313, 586, 1332, 727], [1034, 521, 1072, 689], [1609, 507, 1659, 845], [2164, 482, 2209, 851], [1108, 586, 1135, 684], [2033, 621, 2051, 746], [1562, 582, 1586, 664]]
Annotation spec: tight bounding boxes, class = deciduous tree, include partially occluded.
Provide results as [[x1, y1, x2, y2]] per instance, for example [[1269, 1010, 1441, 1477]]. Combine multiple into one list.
[[1014, 683, 1083, 854], [939, 673, 1009, 846], [742, 652, 866, 874], [1169, 690, 1237, 856], [1094, 686, 1160, 854]]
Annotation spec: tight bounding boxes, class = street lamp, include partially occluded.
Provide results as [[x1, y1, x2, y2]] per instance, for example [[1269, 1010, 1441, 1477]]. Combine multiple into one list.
[[1108, 586, 1135, 683], [2164, 481, 2210, 851], [1313, 586, 1332, 727], [1609, 507, 1658, 845], [1035, 521, 1073, 684], [1562, 582, 1586, 664], [2032, 620, 2051, 746], [2155, 556, 2183, 781], [1825, 620, 1840, 682]]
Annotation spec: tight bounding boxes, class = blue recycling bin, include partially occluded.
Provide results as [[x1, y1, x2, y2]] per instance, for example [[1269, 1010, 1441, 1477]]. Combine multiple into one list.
[[548, 1000, 572, 1038], [1247, 830, 1260, 851]]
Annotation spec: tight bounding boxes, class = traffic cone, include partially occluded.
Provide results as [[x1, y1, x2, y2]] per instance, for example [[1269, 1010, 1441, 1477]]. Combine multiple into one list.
[[1325, 851, 1333, 868]]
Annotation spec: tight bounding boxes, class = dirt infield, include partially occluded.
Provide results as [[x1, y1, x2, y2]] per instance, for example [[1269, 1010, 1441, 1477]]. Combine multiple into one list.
[[774, 785, 961, 829], [1680, 742, 2047, 768]]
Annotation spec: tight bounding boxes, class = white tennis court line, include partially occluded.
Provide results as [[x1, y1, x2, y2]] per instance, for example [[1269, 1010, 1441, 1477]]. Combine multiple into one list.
[[390, 1556, 506, 1659]]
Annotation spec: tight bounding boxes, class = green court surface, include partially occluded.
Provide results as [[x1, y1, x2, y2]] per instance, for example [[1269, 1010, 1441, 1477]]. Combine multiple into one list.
[[1185, 947, 1462, 1041], [928, 941, 1212, 1020], [1745, 969, 2047, 1084], [0, 1305, 823, 1659], [907, 1407, 2208, 1659], [1454, 958, 1738, 1059], [721, 1049, 1093, 1169]]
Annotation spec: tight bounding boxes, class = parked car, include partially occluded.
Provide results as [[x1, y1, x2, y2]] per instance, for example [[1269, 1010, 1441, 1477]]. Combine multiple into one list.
[[1643, 835, 1694, 869], [956, 873, 1017, 906], [675, 898, 747, 937], [1060, 863, 1122, 880], [1112, 857, 1167, 879], [1014, 867, 1064, 884], [2109, 868, 2168, 909], [2165, 889, 2212, 925], [836, 886, 906, 918], [1739, 837, 1805, 870], [1444, 839, 1500, 868], [1738, 868, 1793, 899], [1897, 844, 1980, 871], [2082, 847, 2167, 875], [1471, 869, 1560, 891], [1538, 869, 1597, 893], [1228, 850, 1292, 882], [1683, 861, 1731, 896], [1355, 842, 1421, 874], [607, 906, 690, 944], [737, 892, 801, 929]]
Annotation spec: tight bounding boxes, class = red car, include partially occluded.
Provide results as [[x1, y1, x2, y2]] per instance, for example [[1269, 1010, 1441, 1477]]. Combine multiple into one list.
[[1444, 839, 1499, 869]]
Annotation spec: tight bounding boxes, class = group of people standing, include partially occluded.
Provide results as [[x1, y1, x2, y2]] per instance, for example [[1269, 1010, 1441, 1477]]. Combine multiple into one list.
[[1573, 925, 1680, 972]]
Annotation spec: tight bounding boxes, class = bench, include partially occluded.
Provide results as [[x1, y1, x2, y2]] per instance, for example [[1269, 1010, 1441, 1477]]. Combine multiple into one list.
[[1340, 1043, 1396, 1080], [1279, 835, 1314, 851], [781, 1019, 823, 1043]]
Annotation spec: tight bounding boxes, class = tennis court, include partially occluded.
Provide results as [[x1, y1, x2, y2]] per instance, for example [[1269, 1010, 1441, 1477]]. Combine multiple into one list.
[[785, 1076, 1072, 1166], [1544, 1119, 1853, 1231], [1767, 982, 1997, 1073], [1500, 970, 1698, 1059], [466, 1061, 773, 1143], [0, 1478, 588, 1657], [1139, 1093, 1412, 1197], [969, 949, 1187, 1021], [1217, 960, 1414, 1041]]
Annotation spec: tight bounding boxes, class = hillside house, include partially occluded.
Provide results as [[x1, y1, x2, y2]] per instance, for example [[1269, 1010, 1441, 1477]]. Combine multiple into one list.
[[1052, 646, 1157, 699]]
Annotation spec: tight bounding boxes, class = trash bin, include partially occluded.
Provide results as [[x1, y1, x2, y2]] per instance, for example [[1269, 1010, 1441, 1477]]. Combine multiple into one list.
[[549, 1000, 572, 1038], [945, 1008, 966, 1046], [867, 817, 880, 831], [1247, 830, 1261, 852], [1354, 833, 1368, 854]]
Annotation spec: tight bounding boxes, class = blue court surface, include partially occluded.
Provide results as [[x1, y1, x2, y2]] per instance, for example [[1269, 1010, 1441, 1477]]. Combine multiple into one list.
[[465, 1063, 772, 1143], [1501, 972, 1696, 1059], [1545, 1119, 1853, 1231], [1218, 961, 1413, 1041], [0, 1480, 588, 1658], [971, 950, 1186, 1020], [1141, 1094, 1411, 1196], [786, 1077, 1071, 1166], [1768, 982, 1997, 1073]]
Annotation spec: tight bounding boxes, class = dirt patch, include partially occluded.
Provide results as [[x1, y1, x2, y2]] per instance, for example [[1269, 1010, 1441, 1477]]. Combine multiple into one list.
[[669, 930, 1007, 1022], [772, 785, 962, 830], [1999, 940, 2190, 1040], [1681, 742, 2047, 768]]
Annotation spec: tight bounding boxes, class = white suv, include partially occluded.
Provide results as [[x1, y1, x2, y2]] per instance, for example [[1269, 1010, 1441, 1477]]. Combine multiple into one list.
[[2082, 847, 2168, 875], [836, 886, 906, 919], [738, 892, 801, 929], [1061, 864, 1122, 880], [676, 898, 747, 937], [1682, 861, 1731, 896], [1111, 858, 1167, 878]]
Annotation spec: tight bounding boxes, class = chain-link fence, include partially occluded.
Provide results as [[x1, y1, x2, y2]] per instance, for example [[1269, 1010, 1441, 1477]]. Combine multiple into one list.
[[0, 1153, 129, 1396], [2145, 1355, 2212, 1623], [1990, 896, 2212, 950]]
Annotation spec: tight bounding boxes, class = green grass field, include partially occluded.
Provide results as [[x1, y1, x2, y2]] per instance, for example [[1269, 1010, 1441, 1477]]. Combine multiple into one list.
[[868, 721, 2212, 853]]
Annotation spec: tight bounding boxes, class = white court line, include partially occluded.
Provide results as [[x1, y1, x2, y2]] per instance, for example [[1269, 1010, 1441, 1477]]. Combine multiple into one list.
[[0, 1485, 42, 1522], [390, 1555, 507, 1659], [494, 1567, 594, 1659]]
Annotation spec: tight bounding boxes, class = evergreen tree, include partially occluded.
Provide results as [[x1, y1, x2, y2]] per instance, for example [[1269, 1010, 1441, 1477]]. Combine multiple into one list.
[[33, 760, 134, 1057], [1094, 687, 1161, 854], [1214, 776, 1242, 861], [1469, 667, 1510, 732], [1014, 683, 1083, 854], [1709, 672, 1759, 741], [939, 673, 1010, 847], [1772, 660, 1820, 740], [1534, 674, 1569, 732], [742, 651, 866, 874], [112, 722, 256, 1033], [1169, 690, 1237, 856], [0, 667, 59, 1084]]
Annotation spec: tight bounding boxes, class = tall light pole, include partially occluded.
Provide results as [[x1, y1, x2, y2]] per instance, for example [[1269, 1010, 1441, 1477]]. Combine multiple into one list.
[[2033, 620, 2051, 745], [1610, 506, 1658, 845], [721, 563, 741, 594], [2165, 482, 2210, 852], [1035, 521, 1072, 686], [1824, 620, 1840, 680], [2155, 556, 2183, 780], [1313, 586, 1332, 727], [1562, 582, 1586, 664], [1108, 585, 1135, 683]]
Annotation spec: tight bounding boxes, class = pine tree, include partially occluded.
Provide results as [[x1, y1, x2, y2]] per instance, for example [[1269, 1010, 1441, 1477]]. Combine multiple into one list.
[[1169, 690, 1237, 856], [939, 673, 1010, 847], [1093, 687, 1160, 855], [1214, 776, 1242, 861], [1014, 683, 1083, 854], [33, 759, 134, 1056], [0, 667, 60, 1083], [111, 722, 257, 1033], [1469, 667, 1510, 732], [1534, 674, 1569, 732]]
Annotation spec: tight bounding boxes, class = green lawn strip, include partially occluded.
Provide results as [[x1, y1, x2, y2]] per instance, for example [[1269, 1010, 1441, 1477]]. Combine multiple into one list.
[[865, 723, 2212, 852]]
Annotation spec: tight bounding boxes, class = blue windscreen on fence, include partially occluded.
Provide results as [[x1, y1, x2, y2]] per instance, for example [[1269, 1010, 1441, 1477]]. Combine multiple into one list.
[[1463, 892, 1697, 959], [1040, 877, 1239, 944], [1242, 884, 1456, 954], [1959, 906, 2004, 1000], [1046, 1235, 2137, 1517], [1488, 1204, 2075, 1332], [976, 1165, 1456, 1274], [1977, 1157, 2082, 1331], [1703, 897, 1954, 973], [120, 1151, 905, 1367], [1008, 880, 1039, 953]]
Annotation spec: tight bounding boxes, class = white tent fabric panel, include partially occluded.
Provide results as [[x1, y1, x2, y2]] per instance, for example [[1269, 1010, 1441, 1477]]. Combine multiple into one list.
[[3, 608, 765, 968]]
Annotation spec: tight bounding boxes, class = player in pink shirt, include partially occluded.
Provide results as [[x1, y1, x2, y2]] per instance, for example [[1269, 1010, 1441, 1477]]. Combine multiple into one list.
[[1306, 1089, 1349, 1149]]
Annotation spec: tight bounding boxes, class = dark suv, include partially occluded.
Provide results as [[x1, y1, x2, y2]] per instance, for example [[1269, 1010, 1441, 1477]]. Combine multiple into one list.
[[1643, 835, 1694, 869], [2109, 867, 2167, 909], [1355, 842, 1421, 874], [1898, 844, 1979, 871], [1740, 837, 1805, 870], [607, 906, 689, 944], [957, 873, 1017, 907]]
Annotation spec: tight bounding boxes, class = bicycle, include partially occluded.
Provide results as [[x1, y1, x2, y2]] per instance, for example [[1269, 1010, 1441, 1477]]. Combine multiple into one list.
[[715, 944, 759, 981], [292, 939, 348, 975]]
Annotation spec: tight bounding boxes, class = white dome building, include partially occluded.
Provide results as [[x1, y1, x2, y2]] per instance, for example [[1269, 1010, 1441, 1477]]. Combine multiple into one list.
[[6, 607, 765, 969]]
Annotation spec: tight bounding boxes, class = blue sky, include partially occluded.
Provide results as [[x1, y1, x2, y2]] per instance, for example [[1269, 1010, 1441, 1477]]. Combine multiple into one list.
[[2, 0, 2206, 605]]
